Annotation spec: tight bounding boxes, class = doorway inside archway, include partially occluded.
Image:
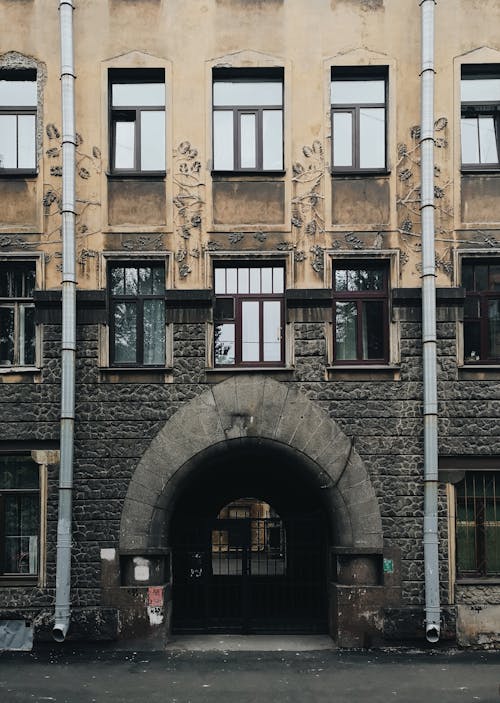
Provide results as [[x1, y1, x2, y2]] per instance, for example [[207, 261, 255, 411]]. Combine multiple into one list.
[[170, 440, 329, 634]]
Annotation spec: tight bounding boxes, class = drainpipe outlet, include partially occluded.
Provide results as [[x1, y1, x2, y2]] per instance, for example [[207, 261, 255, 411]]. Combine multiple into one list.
[[425, 623, 440, 644], [52, 621, 69, 643]]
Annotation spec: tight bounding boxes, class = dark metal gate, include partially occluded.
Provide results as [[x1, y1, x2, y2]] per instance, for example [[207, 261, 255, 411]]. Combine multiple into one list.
[[172, 514, 327, 634]]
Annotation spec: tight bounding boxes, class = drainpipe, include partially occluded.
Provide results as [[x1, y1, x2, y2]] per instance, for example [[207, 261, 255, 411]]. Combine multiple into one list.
[[53, 0, 76, 643], [420, 0, 440, 644]]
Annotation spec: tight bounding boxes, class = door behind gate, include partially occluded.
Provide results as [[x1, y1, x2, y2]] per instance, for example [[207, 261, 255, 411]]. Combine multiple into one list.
[[172, 513, 327, 634]]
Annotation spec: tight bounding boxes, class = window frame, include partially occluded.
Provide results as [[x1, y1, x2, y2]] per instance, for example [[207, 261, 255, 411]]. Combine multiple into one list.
[[455, 471, 500, 579], [109, 68, 166, 176], [212, 68, 284, 175], [0, 260, 37, 368], [108, 260, 167, 368], [461, 65, 500, 172], [462, 258, 500, 364], [0, 69, 37, 176], [330, 66, 388, 175], [0, 454, 41, 583], [332, 261, 389, 365], [213, 261, 286, 368]]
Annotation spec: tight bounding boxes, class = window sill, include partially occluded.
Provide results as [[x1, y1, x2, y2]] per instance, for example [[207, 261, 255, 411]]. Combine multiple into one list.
[[327, 364, 400, 381], [0, 577, 39, 586], [0, 170, 38, 179], [211, 170, 286, 178], [458, 364, 500, 380], [0, 366, 40, 375], [106, 171, 166, 179], [461, 168, 500, 175], [100, 366, 172, 372], [456, 577, 500, 585], [206, 366, 293, 375], [331, 170, 390, 178]]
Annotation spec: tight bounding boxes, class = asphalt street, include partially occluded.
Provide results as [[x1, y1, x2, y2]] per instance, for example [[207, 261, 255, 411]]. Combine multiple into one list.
[[0, 646, 499, 703]]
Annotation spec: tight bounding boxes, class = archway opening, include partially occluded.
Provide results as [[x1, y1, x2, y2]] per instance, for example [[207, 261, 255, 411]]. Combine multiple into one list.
[[169, 439, 330, 634]]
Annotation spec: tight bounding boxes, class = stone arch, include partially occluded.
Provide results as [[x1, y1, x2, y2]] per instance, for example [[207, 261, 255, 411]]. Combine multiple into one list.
[[119, 375, 382, 552]]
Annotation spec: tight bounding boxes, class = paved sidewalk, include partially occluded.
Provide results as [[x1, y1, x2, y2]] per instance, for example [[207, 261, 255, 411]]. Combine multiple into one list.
[[0, 643, 499, 703]]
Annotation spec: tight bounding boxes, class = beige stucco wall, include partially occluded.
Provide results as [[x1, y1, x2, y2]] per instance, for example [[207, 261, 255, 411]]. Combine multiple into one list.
[[1, 0, 500, 292]]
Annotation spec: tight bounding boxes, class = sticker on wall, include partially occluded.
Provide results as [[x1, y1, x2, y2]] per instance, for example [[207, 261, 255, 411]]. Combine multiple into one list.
[[383, 558, 394, 574]]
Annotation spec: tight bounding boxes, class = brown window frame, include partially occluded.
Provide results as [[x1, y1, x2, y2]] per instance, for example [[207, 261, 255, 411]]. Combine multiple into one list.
[[461, 65, 500, 172], [462, 259, 500, 364], [0, 261, 36, 367], [109, 68, 166, 176], [0, 69, 37, 176], [0, 454, 40, 582], [332, 262, 389, 365], [330, 66, 388, 175], [212, 68, 284, 175], [214, 261, 286, 368], [108, 261, 166, 367], [456, 471, 500, 578]]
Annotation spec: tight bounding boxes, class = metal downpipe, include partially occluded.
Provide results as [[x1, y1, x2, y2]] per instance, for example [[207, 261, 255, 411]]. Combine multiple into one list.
[[420, 0, 440, 644], [53, 0, 76, 643]]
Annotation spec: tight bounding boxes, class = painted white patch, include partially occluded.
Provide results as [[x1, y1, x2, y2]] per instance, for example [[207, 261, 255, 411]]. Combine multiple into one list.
[[147, 606, 164, 626], [100, 548, 116, 561], [133, 556, 150, 581]]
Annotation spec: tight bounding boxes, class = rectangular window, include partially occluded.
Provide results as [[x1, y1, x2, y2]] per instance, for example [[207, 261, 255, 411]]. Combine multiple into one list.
[[0, 69, 37, 173], [331, 67, 387, 173], [461, 66, 500, 169], [462, 260, 500, 363], [109, 263, 166, 366], [456, 472, 500, 577], [0, 262, 36, 367], [0, 455, 40, 579], [110, 69, 166, 173], [332, 263, 388, 363], [214, 262, 285, 366], [213, 68, 284, 173]]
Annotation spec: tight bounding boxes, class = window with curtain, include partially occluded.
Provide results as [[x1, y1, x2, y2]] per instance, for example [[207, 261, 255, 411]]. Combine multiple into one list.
[[214, 262, 285, 366], [0, 261, 36, 367], [462, 259, 500, 363], [0, 455, 40, 579], [461, 66, 500, 170], [109, 262, 166, 366], [333, 263, 388, 363]]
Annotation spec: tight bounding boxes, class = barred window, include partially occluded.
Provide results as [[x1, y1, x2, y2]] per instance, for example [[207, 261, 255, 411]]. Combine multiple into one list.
[[456, 472, 500, 577]]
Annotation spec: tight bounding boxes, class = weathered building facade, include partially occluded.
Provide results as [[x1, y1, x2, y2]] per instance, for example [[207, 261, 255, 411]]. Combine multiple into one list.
[[1, 0, 500, 649]]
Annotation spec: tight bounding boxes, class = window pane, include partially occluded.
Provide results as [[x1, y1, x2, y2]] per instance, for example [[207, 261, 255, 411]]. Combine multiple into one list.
[[461, 117, 480, 164], [347, 268, 384, 292], [478, 116, 499, 164], [226, 268, 238, 294], [23, 267, 35, 297], [0, 80, 36, 107], [5, 494, 39, 574], [464, 296, 479, 319], [215, 323, 235, 365], [214, 268, 226, 294], [476, 265, 488, 291], [0, 306, 14, 365], [17, 115, 36, 169], [112, 83, 165, 107], [488, 299, 500, 358], [331, 80, 385, 105], [273, 267, 284, 294], [261, 268, 272, 294], [20, 305, 35, 366], [461, 78, 500, 102], [334, 269, 348, 291], [124, 267, 138, 295], [262, 110, 283, 170], [140, 111, 165, 171], [462, 264, 474, 291], [214, 298, 234, 320], [238, 268, 249, 294], [213, 111, 234, 170], [214, 82, 282, 107], [113, 302, 137, 363], [143, 299, 165, 365], [152, 266, 165, 294], [240, 113, 256, 168], [362, 301, 384, 359], [110, 267, 125, 295], [250, 268, 261, 294], [263, 300, 281, 362], [114, 121, 135, 169], [359, 108, 385, 168], [0, 115, 17, 168], [138, 267, 153, 295], [333, 112, 353, 167], [464, 320, 481, 361], [242, 300, 260, 362], [0, 456, 38, 489], [335, 301, 357, 360]]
